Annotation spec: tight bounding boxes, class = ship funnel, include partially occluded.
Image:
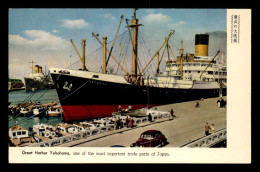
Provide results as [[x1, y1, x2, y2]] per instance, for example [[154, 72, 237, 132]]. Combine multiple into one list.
[[39, 66, 42, 73], [35, 65, 39, 73], [195, 34, 209, 56]]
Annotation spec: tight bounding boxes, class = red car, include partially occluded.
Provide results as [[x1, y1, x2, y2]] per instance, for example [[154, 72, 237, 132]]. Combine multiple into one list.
[[130, 130, 167, 147]]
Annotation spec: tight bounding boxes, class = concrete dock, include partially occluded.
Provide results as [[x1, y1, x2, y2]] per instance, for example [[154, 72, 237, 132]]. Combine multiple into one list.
[[57, 96, 226, 147]]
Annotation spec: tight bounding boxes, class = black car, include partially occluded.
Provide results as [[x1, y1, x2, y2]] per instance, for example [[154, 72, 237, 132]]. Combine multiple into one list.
[[130, 130, 167, 147]]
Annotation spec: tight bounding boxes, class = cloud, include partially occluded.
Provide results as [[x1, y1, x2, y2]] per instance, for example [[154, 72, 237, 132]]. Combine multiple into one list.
[[9, 30, 68, 51], [10, 58, 20, 62], [143, 13, 171, 23], [168, 21, 187, 29], [9, 30, 72, 80], [61, 19, 88, 29], [9, 34, 29, 45], [52, 30, 59, 33], [174, 21, 187, 27], [103, 13, 116, 20]]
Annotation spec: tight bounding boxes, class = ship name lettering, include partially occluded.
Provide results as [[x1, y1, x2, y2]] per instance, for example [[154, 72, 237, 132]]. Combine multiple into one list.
[[89, 80, 106, 85]]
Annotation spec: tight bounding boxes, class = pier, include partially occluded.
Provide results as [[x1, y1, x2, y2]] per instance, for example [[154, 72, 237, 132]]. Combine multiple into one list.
[[27, 96, 226, 147]]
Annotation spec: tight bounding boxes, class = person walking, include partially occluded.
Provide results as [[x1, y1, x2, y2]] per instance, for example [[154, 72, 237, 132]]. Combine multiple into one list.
[[126, 116, 129, 128], [118, 105, 122, 112], [195, 101, 200, 108], [117, 117, 121, 129], [170, 108, 175, 119], [148, 113, 152, 122], [114, 118, 118, 130], [205, 122, 210, 136], [220, 98, 225, 108], [217, 99, 221, 108], [128, 105, 132, 112], [129, 117, 133, 128], [209, 124, 215, 134]]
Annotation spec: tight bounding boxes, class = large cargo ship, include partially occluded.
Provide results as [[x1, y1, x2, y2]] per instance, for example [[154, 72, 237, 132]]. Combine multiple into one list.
[[50, 9, 226, 122], [24, 62, 54, 92]]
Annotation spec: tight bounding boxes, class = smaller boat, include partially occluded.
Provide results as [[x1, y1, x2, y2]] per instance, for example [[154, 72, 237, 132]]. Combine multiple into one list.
[[73, 122, 93, 132], [53, 123, 78, 136], [32, 106, 46, 117], [9, 125, 36, 147], [19, 107, 32, 116], [47, 105, 62, 117], [31, 123, 56, 142]]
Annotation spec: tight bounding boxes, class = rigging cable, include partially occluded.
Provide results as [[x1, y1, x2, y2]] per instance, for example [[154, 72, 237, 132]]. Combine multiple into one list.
[[139, 30, 157, 76]]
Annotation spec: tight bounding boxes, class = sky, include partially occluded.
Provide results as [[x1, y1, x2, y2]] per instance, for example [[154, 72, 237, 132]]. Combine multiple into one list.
[[8, 8, 227, 81]]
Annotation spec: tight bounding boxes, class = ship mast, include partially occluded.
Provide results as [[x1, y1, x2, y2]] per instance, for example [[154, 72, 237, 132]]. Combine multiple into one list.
[[70, 39, 86, 71], [28, 60, 36, 78], [180, 40, 184, 80], [130, 8, 141, 76], [103, 37, 107, 74]]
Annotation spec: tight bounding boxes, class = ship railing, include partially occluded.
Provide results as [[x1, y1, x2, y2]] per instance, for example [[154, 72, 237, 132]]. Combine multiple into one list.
[[27, 111, 170, 147], [180, 128, 226, 148]]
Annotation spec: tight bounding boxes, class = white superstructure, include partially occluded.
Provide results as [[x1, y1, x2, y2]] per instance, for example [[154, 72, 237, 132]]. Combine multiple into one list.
[[146, 53, 227, 89]]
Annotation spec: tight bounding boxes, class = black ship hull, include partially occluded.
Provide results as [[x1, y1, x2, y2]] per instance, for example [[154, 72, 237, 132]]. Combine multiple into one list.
[[50, 71, 226, 122], [24, 77, 54, 92]]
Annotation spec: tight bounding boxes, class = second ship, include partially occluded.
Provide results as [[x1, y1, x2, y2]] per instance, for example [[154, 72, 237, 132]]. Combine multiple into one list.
[[50, 9, 227, 122], [24, 61, 54, 92]]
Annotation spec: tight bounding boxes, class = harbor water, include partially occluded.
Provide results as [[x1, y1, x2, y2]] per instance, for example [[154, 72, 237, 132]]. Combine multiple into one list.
[[8, 89, 63, 130]]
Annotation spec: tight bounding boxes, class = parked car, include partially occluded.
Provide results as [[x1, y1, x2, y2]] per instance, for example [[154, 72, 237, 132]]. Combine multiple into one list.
[[130, 130, 167, 147]]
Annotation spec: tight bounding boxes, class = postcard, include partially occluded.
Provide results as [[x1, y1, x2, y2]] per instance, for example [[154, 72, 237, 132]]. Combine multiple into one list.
[[8, 8, 251, 164]]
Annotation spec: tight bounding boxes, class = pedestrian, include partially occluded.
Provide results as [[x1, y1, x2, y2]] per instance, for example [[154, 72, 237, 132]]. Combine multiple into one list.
[[170, 108, 175, 118], [118, 105, 122, 112], [220, 98, 225, 108], [209, 124, 215, 134], [128, 105, 132, 112], [148, 113, 152, 122], [217, 99, 221, 108], [205, 122, 210, 136], [117, 117, 121, 129], [114, 118, 118, 129], [129, 117, 133, 128], [195, 101, 200, 108], [126, 116, 129, 128]]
